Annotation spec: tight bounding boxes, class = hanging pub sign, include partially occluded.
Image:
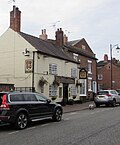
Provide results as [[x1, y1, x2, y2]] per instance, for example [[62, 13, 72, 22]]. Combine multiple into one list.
[[79, 68, 87, 79], [25, 59, 33, 73]]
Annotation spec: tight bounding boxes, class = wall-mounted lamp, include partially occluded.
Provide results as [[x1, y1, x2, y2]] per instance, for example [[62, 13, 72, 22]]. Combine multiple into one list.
[[23, 48, 30, 56]]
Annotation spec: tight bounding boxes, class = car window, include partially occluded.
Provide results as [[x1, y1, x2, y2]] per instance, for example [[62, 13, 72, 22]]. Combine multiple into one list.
[[98, 91, 109, 95], [110, 90, 117, 94], [10, 94, 24, 102], [35, 94, 47, 102], [24, 94, 37, 101]]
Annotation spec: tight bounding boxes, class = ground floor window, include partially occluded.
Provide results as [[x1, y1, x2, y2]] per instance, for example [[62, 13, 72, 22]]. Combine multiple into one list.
[[49, 85, 57, 97], [88, 78, 92, 91], [80, 79, 86, 95], [71, 85, 77, 96]]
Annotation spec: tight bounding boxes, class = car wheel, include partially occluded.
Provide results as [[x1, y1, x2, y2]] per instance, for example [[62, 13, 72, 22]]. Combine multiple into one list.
[[95, 103, 100, 107], [112, 100, 116, 107], [53, 108, 62, 122], [15, 112, 28, 129]]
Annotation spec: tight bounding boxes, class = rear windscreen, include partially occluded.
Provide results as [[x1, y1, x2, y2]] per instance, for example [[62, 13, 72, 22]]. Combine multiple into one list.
[[97, 91, 109, 95]]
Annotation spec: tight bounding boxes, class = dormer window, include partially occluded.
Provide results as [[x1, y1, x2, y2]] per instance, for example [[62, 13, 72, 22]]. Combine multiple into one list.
[[73, 53, 78, 61]]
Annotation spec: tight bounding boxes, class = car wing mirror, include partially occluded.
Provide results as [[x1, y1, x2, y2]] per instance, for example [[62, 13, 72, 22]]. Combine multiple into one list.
[[47, 99, 51, 104]]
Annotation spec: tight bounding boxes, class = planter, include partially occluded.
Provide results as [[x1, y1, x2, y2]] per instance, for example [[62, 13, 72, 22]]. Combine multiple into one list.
[[68, 99, 74, 105], [61, 98, 67, 106], [51, 96, 57, 101]]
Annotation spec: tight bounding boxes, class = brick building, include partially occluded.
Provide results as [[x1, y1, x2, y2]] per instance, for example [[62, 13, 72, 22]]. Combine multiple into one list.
[[97, 54, 120, 90]]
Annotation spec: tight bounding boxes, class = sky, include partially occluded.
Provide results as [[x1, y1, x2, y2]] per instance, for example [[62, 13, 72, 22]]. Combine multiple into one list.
[[0, 0, 120, 61]]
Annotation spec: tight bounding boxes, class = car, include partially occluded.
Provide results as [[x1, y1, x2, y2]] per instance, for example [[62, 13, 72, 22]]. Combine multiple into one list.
[[94, 90, 120, 107], [0, 92, 63, 129]]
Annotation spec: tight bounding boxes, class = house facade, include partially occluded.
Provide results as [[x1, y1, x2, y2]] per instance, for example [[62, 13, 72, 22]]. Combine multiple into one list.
[[0, 6, 97, 103], [65, 38, 97, 101], [97, 54, 120, 91]]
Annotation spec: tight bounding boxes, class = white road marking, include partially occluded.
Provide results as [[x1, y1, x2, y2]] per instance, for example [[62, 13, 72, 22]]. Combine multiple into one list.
[[41, 123, 49, 127], [8, 131, 19, 135], [64, 118, 70, 121], [69, 112, 77, 115], [27, 126, 36, 130]]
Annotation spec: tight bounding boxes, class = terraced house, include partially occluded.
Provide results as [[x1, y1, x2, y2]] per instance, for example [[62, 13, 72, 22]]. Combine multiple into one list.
[[0, 6, 97, 104]]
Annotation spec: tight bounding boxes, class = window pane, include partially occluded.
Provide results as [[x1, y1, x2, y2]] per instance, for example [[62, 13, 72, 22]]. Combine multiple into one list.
[[49, 85, 57, 96], [24, 94, 37, 101], [10, 94, 24, 102], [49, 64, 57, 75]]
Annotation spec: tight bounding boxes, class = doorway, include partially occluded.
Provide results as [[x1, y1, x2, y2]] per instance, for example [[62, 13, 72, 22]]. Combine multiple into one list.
[[63, 83, 68, 102]]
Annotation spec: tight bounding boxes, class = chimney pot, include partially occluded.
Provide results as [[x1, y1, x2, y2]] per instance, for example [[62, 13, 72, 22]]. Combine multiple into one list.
[[39, 29, 48, 40], [104, 54, 108, 62]]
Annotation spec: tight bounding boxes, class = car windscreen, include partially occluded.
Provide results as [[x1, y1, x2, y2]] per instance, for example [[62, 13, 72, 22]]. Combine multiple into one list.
[[97, 91, 109, 95]]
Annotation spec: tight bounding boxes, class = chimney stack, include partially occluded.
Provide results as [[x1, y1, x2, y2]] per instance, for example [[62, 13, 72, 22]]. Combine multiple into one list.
[[104, 54, 108, 62], [55, 28, 63, 47], [63, 34, 68, 45], [39, 29, 48, 40], [10, 5, 21, 32]]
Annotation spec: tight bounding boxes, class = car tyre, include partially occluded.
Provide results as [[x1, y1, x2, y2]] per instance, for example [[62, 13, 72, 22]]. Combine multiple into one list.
[[95, 103, 100, 107], [15, 112, 28, 129], [112, 100, 116, 107], [53, 108, 62, 122]]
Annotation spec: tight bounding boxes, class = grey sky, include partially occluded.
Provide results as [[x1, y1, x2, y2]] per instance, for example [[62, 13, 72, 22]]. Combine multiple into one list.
[[0, 0, 120, 61]]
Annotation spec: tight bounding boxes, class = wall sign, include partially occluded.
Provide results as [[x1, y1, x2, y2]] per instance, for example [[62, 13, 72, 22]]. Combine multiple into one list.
[[79, 68, 87, 79], [25, 59, 33, 73]]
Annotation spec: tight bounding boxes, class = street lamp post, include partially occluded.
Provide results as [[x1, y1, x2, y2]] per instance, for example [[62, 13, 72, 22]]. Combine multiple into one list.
[[110, 44, 120, 89]]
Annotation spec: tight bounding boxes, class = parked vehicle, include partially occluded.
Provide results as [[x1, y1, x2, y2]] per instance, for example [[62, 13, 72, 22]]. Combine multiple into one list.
[[94, 90, 120, 107], [0, 92, 63, 129]]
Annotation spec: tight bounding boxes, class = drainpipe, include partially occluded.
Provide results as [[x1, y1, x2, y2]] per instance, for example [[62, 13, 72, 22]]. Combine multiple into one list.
[[32, 51, 35, 92]]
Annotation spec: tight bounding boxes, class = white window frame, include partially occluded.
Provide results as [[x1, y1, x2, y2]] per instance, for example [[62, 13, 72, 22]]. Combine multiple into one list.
[[71, 68, 77, 78], [88, 60, 92, 74], [82, 45, 86, 50], [49, 85, 57, 97], [73, 53, 78, 61], [71, 85, 77, 96], [49, 64, 57, 75], [80, 79, 86, 95], [98, 74, 103, 80], [88, 77, 92, 91]]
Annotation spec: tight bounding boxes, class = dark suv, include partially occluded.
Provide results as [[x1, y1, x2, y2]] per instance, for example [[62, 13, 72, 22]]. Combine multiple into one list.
[[0, 92, 63, 129]]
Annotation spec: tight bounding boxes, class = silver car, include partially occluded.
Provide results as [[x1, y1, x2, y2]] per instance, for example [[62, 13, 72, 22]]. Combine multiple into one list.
[[94, 90, 120, 107]]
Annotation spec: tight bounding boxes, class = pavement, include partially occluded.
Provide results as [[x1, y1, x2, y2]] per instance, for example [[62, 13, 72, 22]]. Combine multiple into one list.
[[63, 101, 95, 113]]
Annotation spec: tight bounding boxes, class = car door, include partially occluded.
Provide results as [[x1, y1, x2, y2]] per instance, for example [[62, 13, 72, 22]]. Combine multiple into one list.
[[23, 93, 41, 119], [112, 90, 120, 103], [35, 93, 54, 117]]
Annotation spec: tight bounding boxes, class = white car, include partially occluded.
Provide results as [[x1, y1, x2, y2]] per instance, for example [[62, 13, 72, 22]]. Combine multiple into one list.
[[94, 90, 120, 107]]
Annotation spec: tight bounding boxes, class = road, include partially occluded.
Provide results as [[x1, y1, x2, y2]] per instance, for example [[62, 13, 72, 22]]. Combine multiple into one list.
[[1, 106, 120, 145]]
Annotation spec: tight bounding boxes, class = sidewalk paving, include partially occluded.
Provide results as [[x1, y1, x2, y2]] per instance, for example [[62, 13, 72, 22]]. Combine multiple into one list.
[[63, 101, 95, 113]]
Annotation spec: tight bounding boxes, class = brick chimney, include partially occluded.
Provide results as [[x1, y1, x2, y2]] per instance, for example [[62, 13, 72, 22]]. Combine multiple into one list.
[[10, 5, 21, 32], [63, 34, 68, 45], [39, 29, 48, 40], [55, 28, 63, 47], [104, 54, 108, 62]]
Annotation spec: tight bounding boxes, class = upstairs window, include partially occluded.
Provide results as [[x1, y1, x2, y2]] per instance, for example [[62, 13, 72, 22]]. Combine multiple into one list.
[[98, 74, 103, 80], [71, 68, 77, 78], [49, 64, 57, 75], [73, 53, 78, 61], [82, 45, 86, 50], [88, 60, 92, 73]]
